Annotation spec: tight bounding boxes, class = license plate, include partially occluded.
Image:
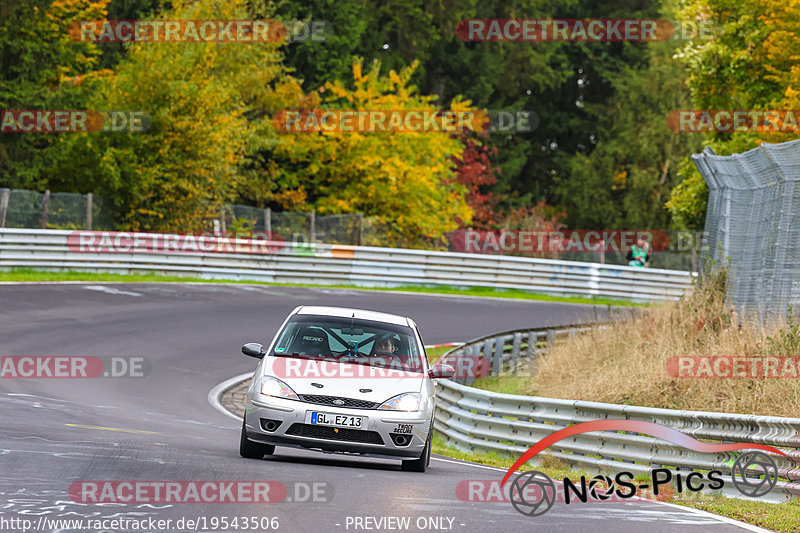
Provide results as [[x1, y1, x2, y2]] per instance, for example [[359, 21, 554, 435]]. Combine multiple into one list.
[[308, 411, 364, 429]]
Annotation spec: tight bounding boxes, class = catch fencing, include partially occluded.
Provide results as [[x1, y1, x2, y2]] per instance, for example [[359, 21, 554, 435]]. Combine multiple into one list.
[[434, 325, 800, 503], [0, 229, 693, 302], [0, 188, 366, 245], [693, 139, 800, 320], [0, 188, 702, 270]]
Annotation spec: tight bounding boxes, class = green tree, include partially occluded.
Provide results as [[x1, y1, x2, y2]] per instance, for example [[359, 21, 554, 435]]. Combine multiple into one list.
[[668, 0, 800, 226], [0, 0, 107, 190], [62, 0, 306, 231], [554, 43, 703, 229]]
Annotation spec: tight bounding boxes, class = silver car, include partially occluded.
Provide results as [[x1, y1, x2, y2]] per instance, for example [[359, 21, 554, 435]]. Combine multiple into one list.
[[239, 306, 455, 472]]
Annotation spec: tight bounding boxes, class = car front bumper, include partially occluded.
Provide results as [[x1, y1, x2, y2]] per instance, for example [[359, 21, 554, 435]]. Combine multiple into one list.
[[243, 392, 432, 461]]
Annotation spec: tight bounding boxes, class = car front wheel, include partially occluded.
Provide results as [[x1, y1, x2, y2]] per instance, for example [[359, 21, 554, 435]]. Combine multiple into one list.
[[401, 430, 431, 472], [239, 419, 275, 459]]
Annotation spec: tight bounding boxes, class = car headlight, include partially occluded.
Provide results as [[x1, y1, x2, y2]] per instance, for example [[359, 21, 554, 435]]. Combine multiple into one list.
[[378, 392, 421, 411], [261, 376, 300, 400]]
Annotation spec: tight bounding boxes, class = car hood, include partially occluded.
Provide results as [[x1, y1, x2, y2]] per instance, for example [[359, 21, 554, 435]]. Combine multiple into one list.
[[262, 356, 425, 403]]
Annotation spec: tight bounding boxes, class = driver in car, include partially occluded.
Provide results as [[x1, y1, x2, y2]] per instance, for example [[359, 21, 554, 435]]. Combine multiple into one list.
[[372, 334, 412, 371], [374, 335, 398, 355]]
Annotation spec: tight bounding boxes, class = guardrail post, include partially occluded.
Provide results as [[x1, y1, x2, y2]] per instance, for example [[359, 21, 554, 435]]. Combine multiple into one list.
[[546, 329, 555, 346], [41, 189, 50, 229], [527, 331, 538, 358], [86, 193, 93, 230], [0, 188, 9, 228], [492, 337, 504, 375], [481, 338, 493, 379], [465, 345, 477, 386], [511, 333, 522, 372]]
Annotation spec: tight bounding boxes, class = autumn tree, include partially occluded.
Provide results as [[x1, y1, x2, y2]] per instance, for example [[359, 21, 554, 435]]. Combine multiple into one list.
[[453, 134, 499, 230], [266, 60, 473, 247], [668, 0, 800, 226], [61, 0, 307, 231]]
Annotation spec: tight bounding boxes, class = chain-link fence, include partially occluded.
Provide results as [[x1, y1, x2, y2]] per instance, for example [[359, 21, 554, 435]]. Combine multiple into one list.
[[0, 187, 700, 270], [693, 139, 800, 320], [0, 188, 369, 245], [0, 188, 116, 230]]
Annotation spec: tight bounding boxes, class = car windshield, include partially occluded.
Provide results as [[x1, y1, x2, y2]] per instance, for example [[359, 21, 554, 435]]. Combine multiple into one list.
[[271, 315, 425, 373]]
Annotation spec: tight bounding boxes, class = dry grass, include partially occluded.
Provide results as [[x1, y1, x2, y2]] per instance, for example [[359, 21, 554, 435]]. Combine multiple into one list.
[[525, 269, 800, 417]]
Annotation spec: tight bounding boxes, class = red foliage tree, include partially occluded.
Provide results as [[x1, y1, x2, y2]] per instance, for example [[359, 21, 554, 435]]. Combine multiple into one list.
[[453, 135, 499, 230]]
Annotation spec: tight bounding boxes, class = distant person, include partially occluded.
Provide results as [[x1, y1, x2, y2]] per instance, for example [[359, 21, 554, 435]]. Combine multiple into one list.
[[627, 239, 650, 267]]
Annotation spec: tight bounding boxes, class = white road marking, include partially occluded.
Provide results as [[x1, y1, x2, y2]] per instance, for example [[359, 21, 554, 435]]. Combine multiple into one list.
[[83, 285, 142, 297], [208, 372, 253, 421]]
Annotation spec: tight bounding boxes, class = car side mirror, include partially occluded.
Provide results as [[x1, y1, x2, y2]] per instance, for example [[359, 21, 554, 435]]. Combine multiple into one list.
[[428, 364, 455, 379], [242, 343, 266, 359]]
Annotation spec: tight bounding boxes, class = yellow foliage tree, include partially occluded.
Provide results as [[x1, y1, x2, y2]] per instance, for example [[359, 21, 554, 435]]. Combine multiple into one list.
[[271, 60, 473, 248]]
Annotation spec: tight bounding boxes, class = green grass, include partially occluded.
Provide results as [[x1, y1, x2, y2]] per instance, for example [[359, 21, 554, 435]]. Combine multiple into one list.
[[0, 268, 647, 307], [432, 433, 799, 532], [426, 346, 452, 364], [469, 375, 531, 395], [673, 492, 800, 533], [431, 432, 580, 480]]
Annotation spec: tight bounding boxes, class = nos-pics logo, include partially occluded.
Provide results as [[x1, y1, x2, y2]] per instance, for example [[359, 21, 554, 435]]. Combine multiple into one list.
[[501, 420, 783, 517]]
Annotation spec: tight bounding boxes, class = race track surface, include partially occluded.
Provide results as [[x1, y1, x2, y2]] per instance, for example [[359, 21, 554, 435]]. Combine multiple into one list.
[[0, 283, 759, 533]]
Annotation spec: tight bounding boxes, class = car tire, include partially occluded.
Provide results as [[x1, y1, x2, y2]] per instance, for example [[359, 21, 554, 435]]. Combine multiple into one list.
[[401, 430, 431, 472], [239, 419, 275, 459]]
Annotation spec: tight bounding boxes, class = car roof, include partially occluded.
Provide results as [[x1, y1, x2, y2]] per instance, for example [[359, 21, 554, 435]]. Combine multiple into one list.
[[294, 306, 411, 327]]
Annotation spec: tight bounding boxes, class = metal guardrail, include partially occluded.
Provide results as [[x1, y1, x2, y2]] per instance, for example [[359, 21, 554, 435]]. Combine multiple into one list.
[[433, 324, 800, 503], [0, 229, 693, 302], [438, 323, 603, 386]]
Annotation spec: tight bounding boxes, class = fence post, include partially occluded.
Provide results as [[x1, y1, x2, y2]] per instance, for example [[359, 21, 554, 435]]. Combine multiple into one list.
[[357, 213, 363, 246], [599, 239, 605, 263], [220, 205, 226, 234], [264, 207, 271, 238], [310, 209, 316, 242], [86, 193, 93, 230], [0, 189, 9, 228], [41, 189, 50, 229]]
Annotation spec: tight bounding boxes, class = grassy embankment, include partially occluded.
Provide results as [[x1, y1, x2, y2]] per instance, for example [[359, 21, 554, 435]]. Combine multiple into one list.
[[435, 270, 800, 531]]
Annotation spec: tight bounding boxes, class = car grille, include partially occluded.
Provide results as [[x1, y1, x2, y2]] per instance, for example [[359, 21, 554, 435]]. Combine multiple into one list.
[[285, 423, 384, 445], [299, 395, 379, 410]]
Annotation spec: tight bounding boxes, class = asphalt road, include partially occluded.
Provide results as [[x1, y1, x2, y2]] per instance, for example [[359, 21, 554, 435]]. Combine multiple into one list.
[[0, 283, 762, 533]]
